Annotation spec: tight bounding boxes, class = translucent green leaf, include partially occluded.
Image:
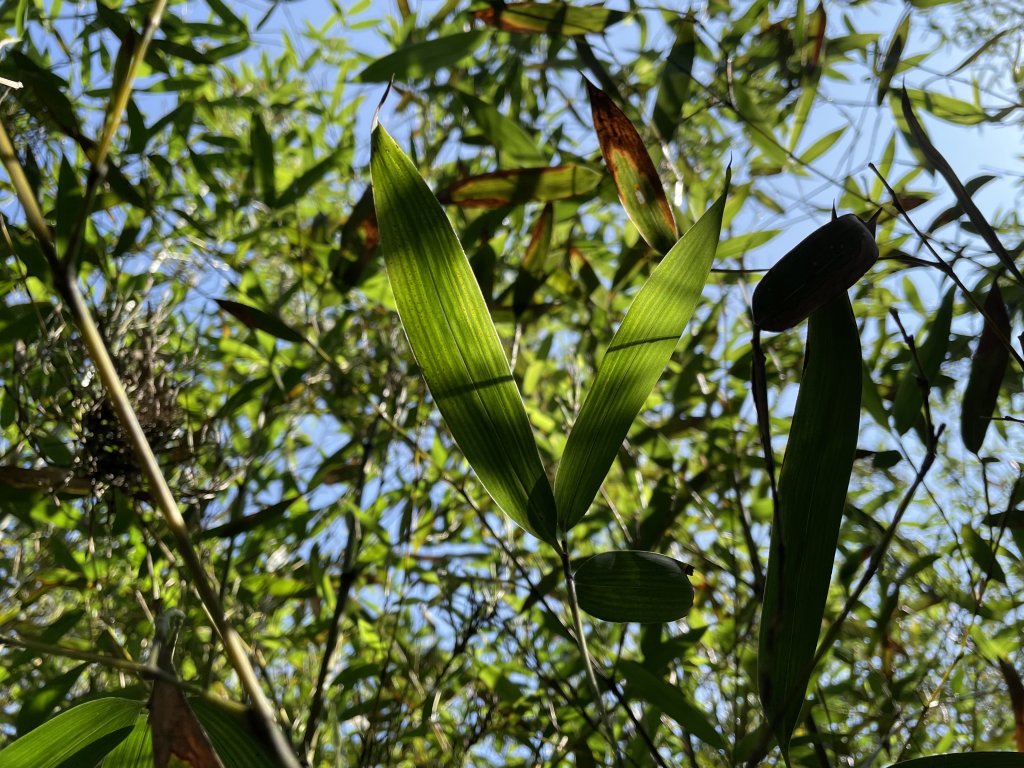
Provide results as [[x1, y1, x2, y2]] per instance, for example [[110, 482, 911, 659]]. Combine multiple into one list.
[[758, 293, 862, 751], [574, 551, 694, 623], [962, 280, 1010, 453], [473, 2, 626, 36], [619, 661, 724, 748], [888, 754, 1024, 767], [554, 174, 728, 531], [0, 698, 143, 768], [101, 714, 152, 767], [587, 78, 677, 255], [191, 698, 279, 768], [512, 203, 554, 318], [276, 148, 343, 208], [371, 122, 557, 542], [16, 663, 89, 735], [892, 287, 954, 435], [454, 90, 547, 165], [215, 299, 305, 344], [249, 114, 275, 205], [904, 87, 987, 125], [357, 31, 488, 82], [799, 126, 845, 164], [438, 165, 602, 208]]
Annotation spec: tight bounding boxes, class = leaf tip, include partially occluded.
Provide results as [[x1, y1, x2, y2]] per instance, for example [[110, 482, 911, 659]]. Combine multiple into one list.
[[371, 77, 394, 134]]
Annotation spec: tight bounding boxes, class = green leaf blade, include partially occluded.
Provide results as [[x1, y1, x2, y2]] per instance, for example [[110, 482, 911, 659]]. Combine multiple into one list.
[[961, 280, 1010, 454], [892, 287, 954, 435], [758, 293, 862, 750], [371, 123, 557, 543], [619, 660, 724, 749], [555, 175, 728, 532], [357, 31, 488, 82], [0, 698, 143, 768], [574, 551, 694, 623]]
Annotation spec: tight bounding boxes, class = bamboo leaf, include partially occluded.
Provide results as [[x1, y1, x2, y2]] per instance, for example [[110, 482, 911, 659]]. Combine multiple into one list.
[[619, 661, 725, 748], [586, 77, 677, 255], [555, 173, 728, 532], [904, 88, 988, 126], [898, 88, 1024, 281], [249, 114, 275, 205], [371, 122, 557, 543], [276, 148, 343, 208], [512, 203, 554, 319], [473, 2, 626, 36], [876, 10, 910, 105], [438, 165, 602, 208], [892, 287, 954, 435], [357, 31, 489, 82], [962, 280, 1010, 453], [653, 17, 695, 144], [0, 698, 143, 768], [454, 90, 547, 165], [758, 293, 862, 751], [888, 754, 1024, 767], [215, 299, 305, 344], [574, 551, 694, 623]]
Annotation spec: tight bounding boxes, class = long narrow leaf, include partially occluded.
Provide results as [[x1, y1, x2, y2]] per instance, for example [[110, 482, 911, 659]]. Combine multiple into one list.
[[586, 78, 677, 254], [554, 172, 728, 532], [899, 88, 1024, 281], [619, 660, 724, 748], [758, 292, 862, 751], [892, 287, 954, 434], [961, 280, 1010, 453], [0, 698, 143, 768], [887, 755, 1024, 768], [371, 122, 557, 543]]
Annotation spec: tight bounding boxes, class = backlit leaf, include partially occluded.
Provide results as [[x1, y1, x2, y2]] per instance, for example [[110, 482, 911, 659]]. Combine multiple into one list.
[[438, 165, 602, 208], [357, 31, 488, 82], [574, 550, 694, 623], [555, 172, 728, 531], [473, 2, 626, 36], [249, 114, 275, 205], [371, 121, 557, 542], [0, 698, 143, 768], [586, 78, 677, 255], [454, 90, 547, 165], [653, 17, 695, 144]]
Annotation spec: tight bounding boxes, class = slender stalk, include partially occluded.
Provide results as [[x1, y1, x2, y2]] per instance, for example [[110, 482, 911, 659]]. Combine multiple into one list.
[[0, 12, 301, 768], [560, 545, 623, 767]]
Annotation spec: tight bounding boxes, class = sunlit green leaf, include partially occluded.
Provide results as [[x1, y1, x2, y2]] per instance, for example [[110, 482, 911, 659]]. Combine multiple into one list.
[[586, 77, 677, 255], [473, 2, 626, 36], [439, 165, 602, 208], [554, 172, 727, 531], [0, 698, 143, 768], [371, 121, 557, 542], [357, 31, 489, 82]]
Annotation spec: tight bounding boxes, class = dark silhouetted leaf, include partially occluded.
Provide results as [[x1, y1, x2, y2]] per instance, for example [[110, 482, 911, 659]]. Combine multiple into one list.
[[962, 280, 1010, 453], [892, 287, 954, 435], [876, 11, 910, 105], [215, 299, 305, 343], [619, 660, 724, 748], [249, 114, 275, 205], [759, 293, 861, 750], [653, 17, 695, 143], [574, 551, 694, 623]]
